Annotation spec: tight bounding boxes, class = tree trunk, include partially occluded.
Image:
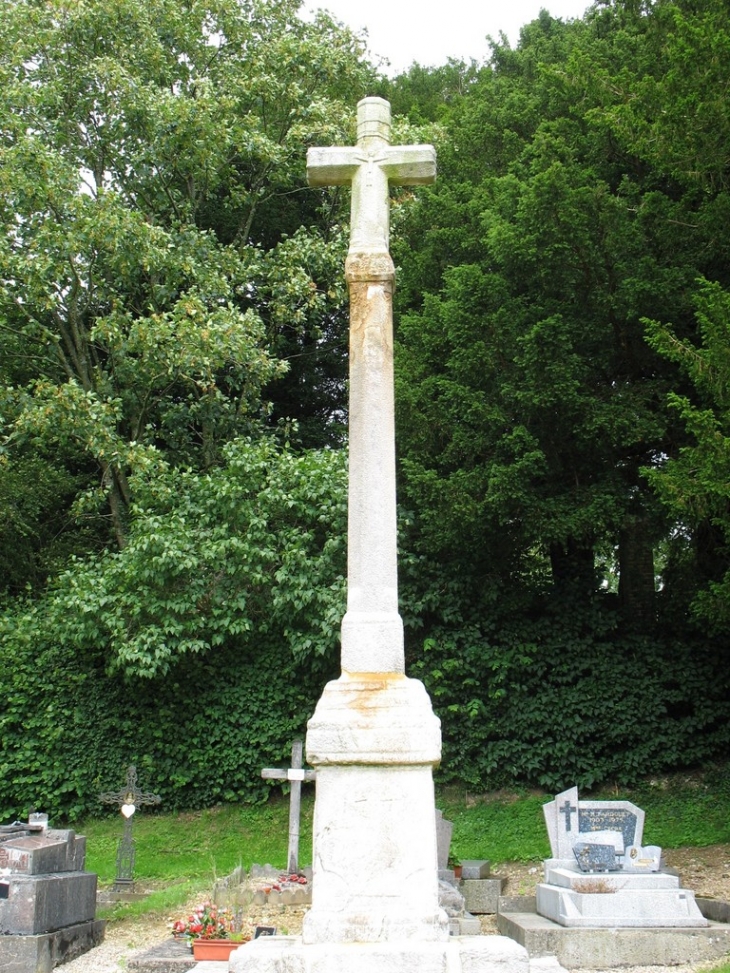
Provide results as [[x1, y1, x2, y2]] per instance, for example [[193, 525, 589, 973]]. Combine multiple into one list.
[[618, 518, 655, 631], [549, 538, 595, 597]]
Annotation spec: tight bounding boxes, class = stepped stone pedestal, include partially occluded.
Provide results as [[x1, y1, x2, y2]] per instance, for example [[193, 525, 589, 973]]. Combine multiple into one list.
[[537, 861, 707, 928]]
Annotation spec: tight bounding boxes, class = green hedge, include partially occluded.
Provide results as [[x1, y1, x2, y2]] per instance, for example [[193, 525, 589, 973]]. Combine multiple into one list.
[[0, 617, 333, 821], [411, 596, 730, 793], [2, 587, 728, 820]]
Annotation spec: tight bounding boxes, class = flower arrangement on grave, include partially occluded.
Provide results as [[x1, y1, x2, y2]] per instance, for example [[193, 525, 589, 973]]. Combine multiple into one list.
[[171, 902, 249, 943]]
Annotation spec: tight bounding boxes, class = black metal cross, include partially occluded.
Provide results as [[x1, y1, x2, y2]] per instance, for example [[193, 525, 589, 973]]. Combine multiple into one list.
[[99, 766, 160, 891], [559, 798, 577, 832]]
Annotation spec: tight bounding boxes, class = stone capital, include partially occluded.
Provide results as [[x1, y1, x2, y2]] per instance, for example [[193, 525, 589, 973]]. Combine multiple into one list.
[[306, 674, 442, 767], [345, 251, 395, 283]]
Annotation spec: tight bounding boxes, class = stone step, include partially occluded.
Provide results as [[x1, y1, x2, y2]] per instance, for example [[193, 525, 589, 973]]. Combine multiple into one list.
[[498, 911, 730, 969]]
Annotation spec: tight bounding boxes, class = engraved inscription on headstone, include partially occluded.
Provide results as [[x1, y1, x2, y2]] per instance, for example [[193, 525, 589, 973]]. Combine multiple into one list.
[[543, 786, 645, 862], [579, 808, 637, 850]]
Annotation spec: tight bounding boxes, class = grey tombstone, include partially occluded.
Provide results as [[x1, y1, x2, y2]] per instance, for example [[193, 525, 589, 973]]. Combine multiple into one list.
[[543, 786, 644, 863], [0, 814, 104, 973], [536, 786, 708, 928], [435, 809, 453, 873]]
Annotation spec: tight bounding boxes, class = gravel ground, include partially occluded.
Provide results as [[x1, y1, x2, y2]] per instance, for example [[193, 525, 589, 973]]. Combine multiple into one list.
[[59, 847, 730, 973]]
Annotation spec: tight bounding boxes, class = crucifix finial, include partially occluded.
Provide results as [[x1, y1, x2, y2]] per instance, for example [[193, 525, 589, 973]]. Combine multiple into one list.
[[307, 97, 435, 256]]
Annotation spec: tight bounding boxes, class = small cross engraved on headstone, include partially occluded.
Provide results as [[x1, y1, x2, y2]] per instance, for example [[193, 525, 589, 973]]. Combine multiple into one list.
[[560, 798, 577, 832], [261, 740, 315, 874], [99, 765, 160, 892]]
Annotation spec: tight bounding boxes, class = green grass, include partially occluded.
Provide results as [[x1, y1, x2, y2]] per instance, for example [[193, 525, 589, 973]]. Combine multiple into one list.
[[84, 798, 314, 885], [69, 771, 729, 921]]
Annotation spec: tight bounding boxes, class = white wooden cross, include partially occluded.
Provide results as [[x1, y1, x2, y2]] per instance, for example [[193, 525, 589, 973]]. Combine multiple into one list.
[[307, 97, 436, 255], [261, 739, 315, 874]]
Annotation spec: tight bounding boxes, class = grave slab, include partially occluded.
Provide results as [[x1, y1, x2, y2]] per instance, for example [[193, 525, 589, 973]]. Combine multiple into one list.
[[0, 830, 86, 875], [536, 881, 708, 927], [498, 911, 730, 968], [128, 937, 197, 973], [0, 918, 105, 973], [0, 871, 97, 935], [544, 863, 681, 891]]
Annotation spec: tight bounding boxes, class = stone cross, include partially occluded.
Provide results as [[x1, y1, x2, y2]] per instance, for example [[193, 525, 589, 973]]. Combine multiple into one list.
[[307, 97, 436, 674], [261, 740, 315, 874], [99, 765, 160, 891]]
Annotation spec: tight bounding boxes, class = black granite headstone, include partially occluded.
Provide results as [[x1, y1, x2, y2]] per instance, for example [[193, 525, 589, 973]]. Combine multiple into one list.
[[578, 808, 637, 849], [573, 841, 619, 873]]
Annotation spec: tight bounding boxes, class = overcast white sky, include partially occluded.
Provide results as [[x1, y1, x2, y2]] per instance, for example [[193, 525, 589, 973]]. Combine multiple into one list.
[[304, 0, 593, 74]]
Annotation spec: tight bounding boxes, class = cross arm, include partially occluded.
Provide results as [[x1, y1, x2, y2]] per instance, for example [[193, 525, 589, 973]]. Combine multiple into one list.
[[382, 145, 436, 186], [262, 768, 316, 782], [307, 147, 360, 187]]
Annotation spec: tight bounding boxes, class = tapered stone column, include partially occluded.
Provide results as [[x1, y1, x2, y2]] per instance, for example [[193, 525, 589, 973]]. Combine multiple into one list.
[[301, 97, 445, 946]]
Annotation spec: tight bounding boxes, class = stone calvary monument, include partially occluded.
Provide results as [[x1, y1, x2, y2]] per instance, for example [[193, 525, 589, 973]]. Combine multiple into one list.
[[231, 98, 530, 972]]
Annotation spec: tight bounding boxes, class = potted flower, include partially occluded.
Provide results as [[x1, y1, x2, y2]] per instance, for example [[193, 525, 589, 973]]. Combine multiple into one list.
[[171, 901, 251, 960]]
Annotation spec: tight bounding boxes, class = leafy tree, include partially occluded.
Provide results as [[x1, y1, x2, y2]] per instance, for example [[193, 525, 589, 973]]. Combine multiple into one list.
[[645, 281, 730, 632], [392, 2, 728, 632], [4, 435, 347, 678], [0, 0, 370, 566]]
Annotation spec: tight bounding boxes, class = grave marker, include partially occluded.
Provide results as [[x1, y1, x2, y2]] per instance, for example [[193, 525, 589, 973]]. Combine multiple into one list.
[[99, 766, 160, 892], [261, 740, 315, 874], [534, 786, 708, 929]]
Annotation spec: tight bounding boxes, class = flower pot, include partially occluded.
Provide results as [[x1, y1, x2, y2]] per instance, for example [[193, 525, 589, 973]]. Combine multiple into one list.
[[192, 939, 242, 961]]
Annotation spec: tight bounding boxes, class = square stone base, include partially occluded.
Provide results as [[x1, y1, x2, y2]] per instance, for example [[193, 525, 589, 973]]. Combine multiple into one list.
[[0, 871, 97, 934], [463, 878, 506, 915], [229, 934, 529, 973]]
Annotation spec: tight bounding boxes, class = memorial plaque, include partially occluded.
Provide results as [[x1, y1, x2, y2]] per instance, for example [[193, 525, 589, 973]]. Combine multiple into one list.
[[543, 786, 645, 861], [573, 842, 618, 873]]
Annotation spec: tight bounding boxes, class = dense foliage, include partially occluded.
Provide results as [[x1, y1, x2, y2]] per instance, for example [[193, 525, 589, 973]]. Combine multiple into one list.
[[390, 0, 730, 788], [0, 0, 366, 576], [2, 0, 730, 818], [0, 437, 346, 818]]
